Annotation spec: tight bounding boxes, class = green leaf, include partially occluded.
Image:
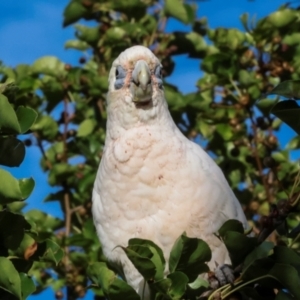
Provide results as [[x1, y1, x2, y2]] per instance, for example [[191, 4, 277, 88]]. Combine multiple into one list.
[[0, 94, 20, 134], [128, 238, 165, 281], [7, 201, 26, 213], [87, 262, 140, 300], [240, 13, 250, 32], [0, 169, 22, 202], [286, 136, 300, 149], [19, 273, 35, 300], [25, 210, 63, 234], [271, 151, 288, 163], [152, 278, 172, 296], [188, 276, 209, 290], [269, 264, 300, 298], [238, 70, 256, 87], [15, 106, 37, 133], [87, 262, 113, 293], [48, 163, 76, 186], [64, 39, 89, 51], [218, 219, 245, 236], [10, 259, 33, 274], [164, 0, 194, 24], [215, 124, 234, 141], [287, 223, 300, 238], [275, 291, 295, 300], [105, 27, 127, 42], [167, 272, 189, 299], [243, 242, 274, 270], [14, 233, 36, 259], [256, 99, 276, 116], [0, 257, 21, 299], [111, 0, 147, 12], [240, 286, 274, 300], [169, 234, 211, 282], [268, 9, 297, 28], [32, 239, 64, 265], [282, 33, 300, 46], [0, 137, 25, 167], [202, 53, 237, 77], [264, 80, 300, 99], [0, 82, 18, 94], [222, 231, 257, 267], [0, 210, 31, 250], [272, 246, 300, 270], [78, 172, 95, 194], [31, 115, 58, 140], [242, 256, 275, 281], [77, 119, 96, 137], [271, 100, 300, 135], [82, 219, 98, 241], [63, 0, 87, 27], [185, 32, 207, 53], [121, 245, 156, 280], [31, 56, 67, 78], [67, 233, 93, 247], [19, 178, 35, 199], [75, 24, 100, 44], [40, 77, 65, 112], [0, 169, 34, 203]]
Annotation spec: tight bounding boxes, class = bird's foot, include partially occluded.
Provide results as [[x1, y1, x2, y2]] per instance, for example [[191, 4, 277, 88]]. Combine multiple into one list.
[[214, 264, 235, 286]]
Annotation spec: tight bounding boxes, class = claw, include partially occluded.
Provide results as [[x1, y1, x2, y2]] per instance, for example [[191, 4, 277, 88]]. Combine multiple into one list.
[[214, 264, 235, 286]]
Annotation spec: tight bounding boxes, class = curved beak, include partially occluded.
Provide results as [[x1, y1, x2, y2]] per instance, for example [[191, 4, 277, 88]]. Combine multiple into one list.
[[130, 60, 152, 103]]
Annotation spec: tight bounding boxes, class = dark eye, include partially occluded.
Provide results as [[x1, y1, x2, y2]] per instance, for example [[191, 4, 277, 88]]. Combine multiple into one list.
[[114, 66, 126, 89]]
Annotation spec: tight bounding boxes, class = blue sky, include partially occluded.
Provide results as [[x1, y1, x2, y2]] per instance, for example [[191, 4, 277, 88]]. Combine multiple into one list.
[[0, 1, 295, 299]]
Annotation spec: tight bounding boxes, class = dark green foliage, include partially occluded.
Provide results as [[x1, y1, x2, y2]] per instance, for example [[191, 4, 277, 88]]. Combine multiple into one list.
[[88, 236, 210, 300], [0, 84, 64, 299]]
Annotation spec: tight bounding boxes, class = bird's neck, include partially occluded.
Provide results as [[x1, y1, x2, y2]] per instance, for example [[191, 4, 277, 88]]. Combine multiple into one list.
[[106, 101, 176, 142]]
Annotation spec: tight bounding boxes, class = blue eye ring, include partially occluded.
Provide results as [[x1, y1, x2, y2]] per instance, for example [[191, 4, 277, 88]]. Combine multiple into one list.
[[154, 65, 163, 89], [114, 66, 126, 90], [154, 65, 163, 79]]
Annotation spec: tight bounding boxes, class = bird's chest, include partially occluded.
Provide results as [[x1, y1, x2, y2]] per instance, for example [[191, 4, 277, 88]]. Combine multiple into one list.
[[99, 128, 190, 217]]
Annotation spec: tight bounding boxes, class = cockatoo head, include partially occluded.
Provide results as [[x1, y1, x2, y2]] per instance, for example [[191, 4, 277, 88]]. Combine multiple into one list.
[[107, 46, 168, 130]]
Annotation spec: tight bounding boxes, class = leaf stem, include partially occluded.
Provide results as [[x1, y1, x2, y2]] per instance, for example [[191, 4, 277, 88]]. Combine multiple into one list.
[[221, 275, 271, 298], [208, 283, 231, 300], [229, 77, 242, 98]]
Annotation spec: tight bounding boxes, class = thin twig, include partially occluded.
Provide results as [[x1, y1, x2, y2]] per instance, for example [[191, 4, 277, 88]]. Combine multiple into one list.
[[70, 205, 84, 214], [248, 109, 272, 203], [62, 97, 72, 280], [269, 168, 289, 198], [62, 98, 69, 161], [34, 133, 52, 170], [159, 17, 167, 33], [290, 166, 300, 199], [96, 99, 105, 117], [229, 77, 242, 98], [64, 191, 71, 242]]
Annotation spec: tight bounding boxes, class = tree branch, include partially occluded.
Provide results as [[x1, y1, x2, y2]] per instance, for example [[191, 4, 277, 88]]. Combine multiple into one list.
[[248, 108, 273, 203]]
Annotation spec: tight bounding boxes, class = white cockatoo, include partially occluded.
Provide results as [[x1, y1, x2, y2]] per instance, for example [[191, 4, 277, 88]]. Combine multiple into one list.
[[92, 45, 247, 296]]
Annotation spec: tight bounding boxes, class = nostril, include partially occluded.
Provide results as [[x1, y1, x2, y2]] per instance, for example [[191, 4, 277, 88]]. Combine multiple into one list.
[[132, 74, 151, 85], [132, 78, 139, 86]]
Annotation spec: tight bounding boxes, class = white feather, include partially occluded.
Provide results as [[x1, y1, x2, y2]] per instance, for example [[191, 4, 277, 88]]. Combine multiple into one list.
[[92, 46, 247, 296]]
